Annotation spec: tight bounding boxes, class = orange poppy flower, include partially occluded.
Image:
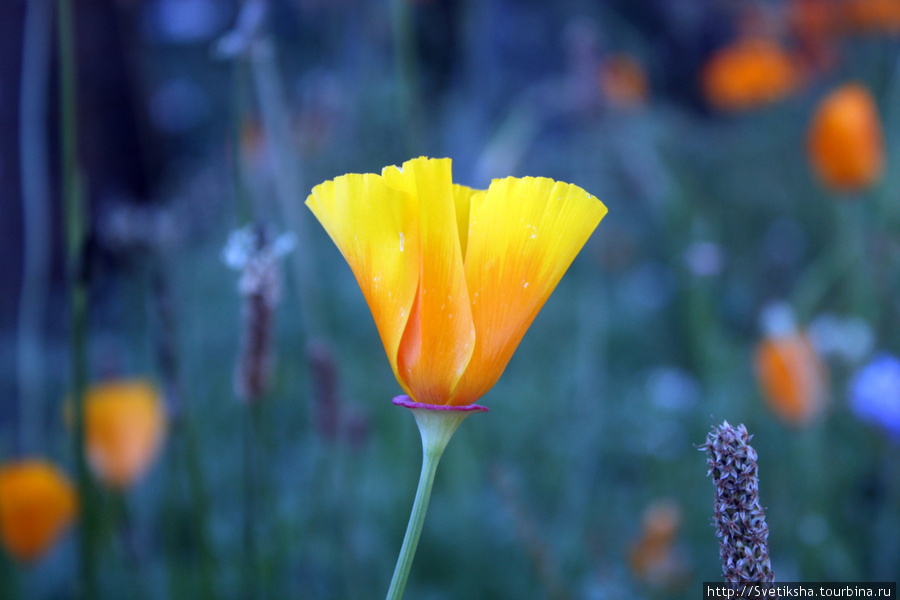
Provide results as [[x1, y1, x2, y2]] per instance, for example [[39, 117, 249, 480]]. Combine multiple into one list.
[[601, 53, 648, 108], [701, 38, 802, 112], [0, 460, 77, 562], [841, 0, 900, 33], [755, 332, 828, 426], [629, 500, 689, 589], [788, 0, 840, 72], [807, 83, 884, 193], [306, 157, 607, 406], [83, 379, 167, 488]]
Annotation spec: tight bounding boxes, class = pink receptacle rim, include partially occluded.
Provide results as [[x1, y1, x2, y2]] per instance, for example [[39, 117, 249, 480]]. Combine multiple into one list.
[[392, 395, 489, 413]]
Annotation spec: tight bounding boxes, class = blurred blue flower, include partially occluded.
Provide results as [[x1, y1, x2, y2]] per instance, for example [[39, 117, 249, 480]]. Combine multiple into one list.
[[848, 353, 900, 439]]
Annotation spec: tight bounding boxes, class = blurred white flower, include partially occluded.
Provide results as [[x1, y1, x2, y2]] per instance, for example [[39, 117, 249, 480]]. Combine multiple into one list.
[[808, 312, 874, 363]]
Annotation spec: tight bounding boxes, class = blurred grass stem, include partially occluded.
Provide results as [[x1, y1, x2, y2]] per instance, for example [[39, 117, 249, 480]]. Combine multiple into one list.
[[118, 494, 150, 600], [242, 403, 263, 600], [792, 202, 873, 321], [152, 267, 218, 600], [17, 0, 53, 455], [390, 0, 423, 152], [230, 57, 253, 226], [57, 0, 99, 596], [248, 38, 320, 337]]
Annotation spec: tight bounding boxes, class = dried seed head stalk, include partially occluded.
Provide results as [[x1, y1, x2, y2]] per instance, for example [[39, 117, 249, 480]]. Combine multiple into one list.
[[701, 421, 774, 583], [307, 340, 340, 440], [223, 223, 295, 402]]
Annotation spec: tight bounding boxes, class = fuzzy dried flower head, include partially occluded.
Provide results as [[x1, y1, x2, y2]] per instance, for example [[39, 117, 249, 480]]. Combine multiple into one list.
[[701, 422, 773, 583], [224, 224, 295, 401]]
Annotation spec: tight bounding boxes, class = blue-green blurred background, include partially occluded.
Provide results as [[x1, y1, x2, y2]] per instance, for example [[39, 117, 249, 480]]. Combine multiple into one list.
[[1, 0, 900, 598]]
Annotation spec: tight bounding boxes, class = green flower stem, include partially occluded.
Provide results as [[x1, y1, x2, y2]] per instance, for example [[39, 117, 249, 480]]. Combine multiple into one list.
[[385, 399, 486, 600], [389, 0, 422, 152], [57, 0, 98, 596]]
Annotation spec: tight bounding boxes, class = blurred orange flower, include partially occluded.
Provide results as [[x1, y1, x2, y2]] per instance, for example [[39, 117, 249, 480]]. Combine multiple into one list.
[[306, 157, 607, 406], [755, 332, 828, 426], [0, 460, 77, 562], [601, 53, 648, 108], [788, 0, 840, 72], [84, 379, 167, 488], [807, 83, 884, 193], [701, 38, 802, 111], [841, 0, 900, 33], [629, 500, 689, 590]]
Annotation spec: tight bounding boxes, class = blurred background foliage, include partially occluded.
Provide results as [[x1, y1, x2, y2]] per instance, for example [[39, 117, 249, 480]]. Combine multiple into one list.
[[1, 0, 900, 598]]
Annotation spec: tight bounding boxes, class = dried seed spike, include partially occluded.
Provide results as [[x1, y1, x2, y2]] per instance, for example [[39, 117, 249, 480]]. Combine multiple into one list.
[[700, 422, 774, 583]]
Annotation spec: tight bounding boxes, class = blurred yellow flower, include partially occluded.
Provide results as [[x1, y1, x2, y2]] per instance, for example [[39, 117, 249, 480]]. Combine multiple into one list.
[[84, 379, 167, 488], [807, 83, 884, 193], [755, 332, 828, 426], [701, 38, 801, 112], [0, 460, 77, 562], [307, 157, 607, 406]]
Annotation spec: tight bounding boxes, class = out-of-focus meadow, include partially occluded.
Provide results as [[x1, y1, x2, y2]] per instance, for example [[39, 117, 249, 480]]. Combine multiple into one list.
[[2, 0, 900, 598]]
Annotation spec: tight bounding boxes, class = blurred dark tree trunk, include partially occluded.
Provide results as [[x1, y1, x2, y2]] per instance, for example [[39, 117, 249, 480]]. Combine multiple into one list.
[[0, 2, 27, 336], [0, 0, 164, 406], [75, 0, 163, 207]]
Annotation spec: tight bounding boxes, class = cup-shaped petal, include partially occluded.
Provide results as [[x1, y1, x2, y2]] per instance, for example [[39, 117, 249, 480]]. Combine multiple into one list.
[[84, 379, 167, 488], [0, 460, 77, 562], [382, 158, 476, 404], [307, 173, 421, 394], [451, 176, 607, 405]]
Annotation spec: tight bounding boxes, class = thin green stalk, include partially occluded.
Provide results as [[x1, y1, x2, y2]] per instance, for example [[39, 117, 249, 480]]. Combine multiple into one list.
[[181, 415, 219, 600], [0, 549, 18, 600], [385, 444, 442, 600], [69, 285, 96, 600], [230, 56, 253, 226], [57, 0, 97, 596], [243, 403, 261, 600], [118, 493, 149, 600], [17, 0, 53, 456], [153, 265, 218, 600], [389, 0, 423, 152], [242, 397, 279, 599], [249, 38, 320, 337], [791, 201, 863, 321], [385, 405, 481, 600], [57, 0, 80, 260]]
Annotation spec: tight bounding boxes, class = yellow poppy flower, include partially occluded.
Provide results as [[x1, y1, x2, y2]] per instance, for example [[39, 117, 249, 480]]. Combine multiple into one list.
[[307, 157, 607, 406], [0, 460, 77, 562], [84, 379, 167, 488]]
